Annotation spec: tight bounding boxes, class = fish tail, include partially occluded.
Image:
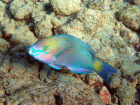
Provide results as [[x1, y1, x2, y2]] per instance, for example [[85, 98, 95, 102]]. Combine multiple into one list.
[[93, 58, 117, 86]]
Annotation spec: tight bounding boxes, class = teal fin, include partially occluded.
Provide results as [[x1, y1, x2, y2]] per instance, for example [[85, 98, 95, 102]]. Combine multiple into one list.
[[48, 64, 61, 70], [97, 61, 117, 86], [67, 66, 93, 74]]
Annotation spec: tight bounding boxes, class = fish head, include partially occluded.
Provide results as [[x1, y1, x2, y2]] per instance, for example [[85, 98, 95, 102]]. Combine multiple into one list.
[[28, 38, 58, 63]]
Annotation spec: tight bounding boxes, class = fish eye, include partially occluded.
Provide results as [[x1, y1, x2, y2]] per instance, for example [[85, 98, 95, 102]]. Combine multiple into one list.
[[29, 49, 33, 54], [43, 46, 49, 52]]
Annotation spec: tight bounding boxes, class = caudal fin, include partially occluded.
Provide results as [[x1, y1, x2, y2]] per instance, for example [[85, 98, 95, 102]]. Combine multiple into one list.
[[93, 59, 117, 86]]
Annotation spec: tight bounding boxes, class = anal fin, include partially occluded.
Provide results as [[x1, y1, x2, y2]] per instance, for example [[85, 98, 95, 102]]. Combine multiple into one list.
[[67, 66, 93, 74]]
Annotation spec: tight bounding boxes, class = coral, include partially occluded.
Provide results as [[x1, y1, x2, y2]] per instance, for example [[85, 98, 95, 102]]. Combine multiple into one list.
[[110, 76, 121, 88], [33, 14, 53, 38], [10, 25, 38, 46], [130, 42, 140, 52], [118, 5, 140, 32], [116, 85, 137, 105], [83, 0, 111, 10], [0, 0, 139, 104], [50, 0, 82, 15], [99, 86, 111, 104], [10, 0, 34, 19], [0, 38, 10, 53], [127, 0, 140, 5]]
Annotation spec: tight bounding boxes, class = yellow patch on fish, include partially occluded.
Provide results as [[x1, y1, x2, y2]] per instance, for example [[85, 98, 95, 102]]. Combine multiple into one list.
[[93, 59, 103, 72]]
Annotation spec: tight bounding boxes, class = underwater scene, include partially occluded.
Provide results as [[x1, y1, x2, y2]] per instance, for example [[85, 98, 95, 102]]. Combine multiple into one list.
[[0, 0, 140, 105]]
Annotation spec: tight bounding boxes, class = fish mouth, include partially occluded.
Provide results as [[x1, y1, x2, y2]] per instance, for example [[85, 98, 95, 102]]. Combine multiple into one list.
[[28, 47, 38, 56], [28, 49, 33, 55]]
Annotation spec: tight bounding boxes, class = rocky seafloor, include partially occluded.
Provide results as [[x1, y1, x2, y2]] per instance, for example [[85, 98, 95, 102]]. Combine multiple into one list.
[[0, 0, 140, 105]]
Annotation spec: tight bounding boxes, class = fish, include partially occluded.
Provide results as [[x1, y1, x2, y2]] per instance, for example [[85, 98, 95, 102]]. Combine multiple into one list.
[[28, 34, 117, 85]]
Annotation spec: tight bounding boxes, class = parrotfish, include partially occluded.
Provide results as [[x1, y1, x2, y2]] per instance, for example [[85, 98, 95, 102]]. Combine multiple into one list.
[[28, 34, 117, 85]]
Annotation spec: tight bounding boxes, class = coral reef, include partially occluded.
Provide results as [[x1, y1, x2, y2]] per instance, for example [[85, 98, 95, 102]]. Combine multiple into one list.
[[0, 0, 140, 104]]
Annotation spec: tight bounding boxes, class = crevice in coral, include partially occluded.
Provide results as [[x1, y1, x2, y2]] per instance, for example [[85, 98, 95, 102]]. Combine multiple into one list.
[[54, 92, 63, 105]]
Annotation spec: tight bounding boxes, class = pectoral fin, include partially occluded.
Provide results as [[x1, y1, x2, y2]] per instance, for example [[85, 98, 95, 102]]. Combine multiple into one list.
[[55, 46, 72, 58], [48, 64, 61, 70]]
